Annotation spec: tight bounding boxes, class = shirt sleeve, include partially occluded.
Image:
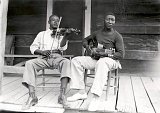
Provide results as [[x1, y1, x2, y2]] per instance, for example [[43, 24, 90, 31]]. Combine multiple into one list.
[[112, 33, 125, 60], [30, 32, 42, 54], [59, 40, 69, 51], [83, 31, 97, 48]]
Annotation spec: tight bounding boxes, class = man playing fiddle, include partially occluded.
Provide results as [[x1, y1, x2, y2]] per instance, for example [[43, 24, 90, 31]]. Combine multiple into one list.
[[67, 12, 125, 111], [22, 15, 71, 109]]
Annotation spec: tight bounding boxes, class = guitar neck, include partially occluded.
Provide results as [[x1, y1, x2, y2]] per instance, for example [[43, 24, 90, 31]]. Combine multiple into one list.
[[96, 48, 115, 54]]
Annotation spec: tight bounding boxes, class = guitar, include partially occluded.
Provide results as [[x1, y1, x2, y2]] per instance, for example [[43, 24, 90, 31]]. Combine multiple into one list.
[[84, 38, 115, 60]]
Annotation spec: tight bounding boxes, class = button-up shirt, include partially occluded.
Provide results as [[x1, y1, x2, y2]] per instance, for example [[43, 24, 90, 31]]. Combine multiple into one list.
[[30, 29, 68, 54]]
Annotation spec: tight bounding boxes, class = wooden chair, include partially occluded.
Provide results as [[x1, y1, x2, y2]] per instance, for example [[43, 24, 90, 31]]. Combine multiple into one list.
[[37, 55, 74, 90], [84, 68, 119, 100]]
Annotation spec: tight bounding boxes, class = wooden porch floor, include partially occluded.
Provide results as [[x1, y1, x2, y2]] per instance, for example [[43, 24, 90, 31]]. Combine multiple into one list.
[[0, 72, 160, 113]]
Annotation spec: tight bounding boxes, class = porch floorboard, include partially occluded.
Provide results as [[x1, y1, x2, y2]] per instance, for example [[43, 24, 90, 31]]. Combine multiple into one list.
[[0, 72, 160, 113]]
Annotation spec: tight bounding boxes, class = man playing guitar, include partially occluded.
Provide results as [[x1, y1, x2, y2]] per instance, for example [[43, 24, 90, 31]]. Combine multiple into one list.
[[67, 12, 125, 111]]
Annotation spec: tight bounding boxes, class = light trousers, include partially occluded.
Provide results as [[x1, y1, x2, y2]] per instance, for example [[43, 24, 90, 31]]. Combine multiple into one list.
[[69, 56, 121, 97], [22, 57, 71, 88]]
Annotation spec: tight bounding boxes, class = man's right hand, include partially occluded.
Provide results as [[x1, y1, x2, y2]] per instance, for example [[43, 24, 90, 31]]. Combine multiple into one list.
[[41, 50, 51, 57], [85, 46, 92, 56], [90, 48, 101, 60], [91, 48, 97, 56]]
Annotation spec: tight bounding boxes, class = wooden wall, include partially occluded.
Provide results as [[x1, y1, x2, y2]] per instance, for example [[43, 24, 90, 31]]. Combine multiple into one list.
[[6, 0, 160, 72], [91, 0, 160, 72], [7, 0, 47, 34], [6, 0, 47, 64], [6, 0, 84, 64], [53, 0, 84, 56]]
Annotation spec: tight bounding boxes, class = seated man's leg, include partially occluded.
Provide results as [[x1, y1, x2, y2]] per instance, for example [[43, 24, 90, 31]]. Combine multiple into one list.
[[57, 58, 71, 105], [67, 56, 97, 101], [22, 58, 50, 110], [88, 57, 119, 111]]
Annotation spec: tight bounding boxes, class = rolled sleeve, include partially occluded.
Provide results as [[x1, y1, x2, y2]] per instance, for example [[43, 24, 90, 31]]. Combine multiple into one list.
[[30, 32, 42, 54], [59, 40, 69, 51]]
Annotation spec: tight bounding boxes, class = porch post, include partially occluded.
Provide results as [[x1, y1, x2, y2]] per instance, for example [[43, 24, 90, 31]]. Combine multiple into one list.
[[83, 0, 91, 54], [46, 0, 53, 30], [0, 0, 9, 94], [84, 0, 91, 37]]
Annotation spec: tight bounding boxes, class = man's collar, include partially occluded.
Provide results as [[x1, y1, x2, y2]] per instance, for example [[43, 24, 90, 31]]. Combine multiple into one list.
[[102, 27, 114, 32]]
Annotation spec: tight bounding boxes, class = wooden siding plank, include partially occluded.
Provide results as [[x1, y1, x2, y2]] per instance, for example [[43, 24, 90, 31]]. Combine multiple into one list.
[[7, 15, 46, 34], [4, 54, 73, 58], [125, 50, 159, 60], [3, 66, 25, 74], [123, 35, 160, 51], [115, 25, 160, 34], [131, 76, 155, 113], [4, 55, 39, 57], [141, 77, 160, 113], [116, 75, 137, 113]]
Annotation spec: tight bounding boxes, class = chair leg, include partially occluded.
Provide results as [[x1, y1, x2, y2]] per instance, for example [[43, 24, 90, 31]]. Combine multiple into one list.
[[114, 69, 119, 95], [84, 69, 88, 88], [42, 69, 45, 91], [106, 71, 111, 101]]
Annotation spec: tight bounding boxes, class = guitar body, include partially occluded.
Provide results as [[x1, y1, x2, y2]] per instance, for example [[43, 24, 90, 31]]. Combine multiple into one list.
[[84, 38, 115, 60], [84, 38, 98, 58]]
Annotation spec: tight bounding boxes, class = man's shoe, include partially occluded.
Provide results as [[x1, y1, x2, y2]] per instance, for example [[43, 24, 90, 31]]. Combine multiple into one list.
[[21, 96, 38, 110], [67, 93, 87, 102], [88, 97, 100, 111]]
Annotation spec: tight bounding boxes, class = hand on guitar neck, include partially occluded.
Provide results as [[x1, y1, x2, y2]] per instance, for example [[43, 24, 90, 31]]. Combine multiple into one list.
[[96, 48, 115, 56]]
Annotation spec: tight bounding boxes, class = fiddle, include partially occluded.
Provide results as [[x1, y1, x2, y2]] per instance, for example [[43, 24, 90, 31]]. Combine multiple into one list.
[[52, 28, 81, 36]]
